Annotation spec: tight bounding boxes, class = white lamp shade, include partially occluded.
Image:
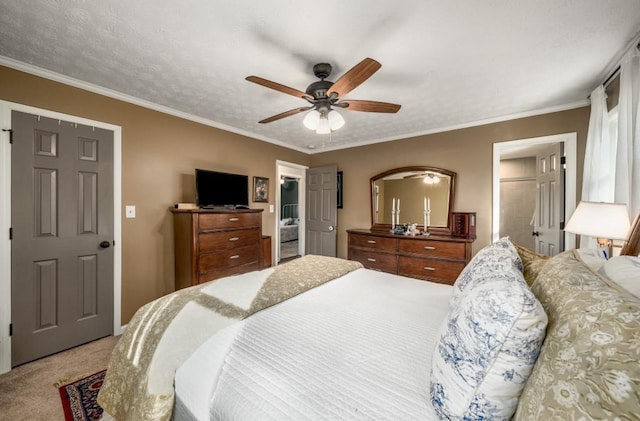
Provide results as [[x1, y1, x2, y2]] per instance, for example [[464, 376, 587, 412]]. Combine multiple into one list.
[[327, 110, 345, 131], [315, 117, 330, 134], [303, 110, 321, 130], [565, 201, 631, 240]]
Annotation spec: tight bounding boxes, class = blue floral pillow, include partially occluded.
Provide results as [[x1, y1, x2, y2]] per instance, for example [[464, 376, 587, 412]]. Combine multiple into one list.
[[449, 237, 523, 308], [430, 239, 547, 420]]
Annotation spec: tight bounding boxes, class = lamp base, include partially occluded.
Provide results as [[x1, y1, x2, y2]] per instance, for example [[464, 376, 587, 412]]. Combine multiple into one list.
[[596, 237, 613, 260]]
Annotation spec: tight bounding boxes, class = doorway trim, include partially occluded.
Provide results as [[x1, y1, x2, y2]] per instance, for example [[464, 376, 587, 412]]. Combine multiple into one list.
[[492, 132, 577, 250], [0, 100, 122, 374], [276, 160, 308, 264]]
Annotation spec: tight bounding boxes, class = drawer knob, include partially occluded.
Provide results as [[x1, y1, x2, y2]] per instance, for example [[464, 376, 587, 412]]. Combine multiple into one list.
[[423, 266, 436, 271], [229, 255, 240, 260], [423, 246, 436, 250], [367, 258, 377, 262], [229, 237, 239, 241], [367, 240, 377, 244], [229, 217, 240, 222]]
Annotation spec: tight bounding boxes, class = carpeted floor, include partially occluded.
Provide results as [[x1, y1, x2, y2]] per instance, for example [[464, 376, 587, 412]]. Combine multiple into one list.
[[0, 335, 119, 421]]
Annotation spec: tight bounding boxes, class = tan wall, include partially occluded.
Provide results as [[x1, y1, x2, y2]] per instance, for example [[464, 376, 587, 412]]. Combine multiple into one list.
[[0, 66, 311, 323], [310, 107, 590, 258]]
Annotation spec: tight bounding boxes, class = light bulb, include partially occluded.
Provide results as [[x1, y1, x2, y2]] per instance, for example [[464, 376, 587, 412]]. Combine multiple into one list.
[[327, 110, 345, 131], [303, 110, 320, 130]]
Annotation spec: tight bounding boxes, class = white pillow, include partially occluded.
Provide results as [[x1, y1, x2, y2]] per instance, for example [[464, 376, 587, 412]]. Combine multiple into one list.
[[430, 242, 547, 420], [576, 248, 607, 272], [598, 256, 640, 298]]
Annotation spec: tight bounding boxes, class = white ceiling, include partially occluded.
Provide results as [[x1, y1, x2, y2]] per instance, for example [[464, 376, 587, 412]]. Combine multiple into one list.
[[1, 1, 639, 153]]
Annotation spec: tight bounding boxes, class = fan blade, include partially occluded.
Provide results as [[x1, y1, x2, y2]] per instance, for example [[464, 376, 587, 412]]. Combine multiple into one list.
[[328, 58, 381, 98], [246, 76, 313, 100], [340, 100, 401, 113], [258, 107, 312, 124]]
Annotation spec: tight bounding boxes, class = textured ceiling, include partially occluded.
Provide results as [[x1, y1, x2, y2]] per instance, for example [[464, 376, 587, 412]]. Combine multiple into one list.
[[1, 1, 639, 153]]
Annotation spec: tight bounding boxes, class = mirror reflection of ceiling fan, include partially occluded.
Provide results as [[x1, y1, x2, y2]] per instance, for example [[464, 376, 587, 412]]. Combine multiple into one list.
[[246, 58, 401, 134], [404, 172, 442, 184]]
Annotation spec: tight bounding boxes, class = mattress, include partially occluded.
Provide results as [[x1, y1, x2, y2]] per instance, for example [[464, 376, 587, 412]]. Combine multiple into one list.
[[174, 268, 451, 420]]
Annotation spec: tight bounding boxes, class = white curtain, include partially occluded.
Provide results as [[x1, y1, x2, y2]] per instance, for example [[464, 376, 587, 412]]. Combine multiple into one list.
[[582, 85, 616, 203], [615, 48, 640, 219], [580, 85, 616, 247]]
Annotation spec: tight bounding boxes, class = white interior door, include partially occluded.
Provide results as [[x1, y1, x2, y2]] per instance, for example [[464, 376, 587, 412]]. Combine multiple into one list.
[[534, 142, 565, 256]]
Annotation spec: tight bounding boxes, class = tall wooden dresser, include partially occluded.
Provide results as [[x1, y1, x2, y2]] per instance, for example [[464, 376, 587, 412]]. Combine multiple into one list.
[[172, 208, 264, 290], [347, 229, 474, 285]]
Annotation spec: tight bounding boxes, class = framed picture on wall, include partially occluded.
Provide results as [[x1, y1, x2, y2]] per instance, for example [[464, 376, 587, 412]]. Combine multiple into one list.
[[253, 176, 269, 202], [337, 171, 343, 209]]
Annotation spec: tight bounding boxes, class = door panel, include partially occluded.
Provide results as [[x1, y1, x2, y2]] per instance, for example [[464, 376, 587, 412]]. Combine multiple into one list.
[[11, 111, 114, 366], [534, 143, 564, 256], [306, 165, 337, 257]]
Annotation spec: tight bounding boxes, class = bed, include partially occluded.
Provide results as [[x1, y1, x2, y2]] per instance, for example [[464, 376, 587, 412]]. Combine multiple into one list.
[[280, 204, 299, 243], [98, 237, 640, 420], [279, 219, 298, 243]]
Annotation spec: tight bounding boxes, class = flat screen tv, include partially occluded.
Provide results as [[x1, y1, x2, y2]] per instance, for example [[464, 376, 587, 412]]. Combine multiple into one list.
[[195, 169, 249, 208]]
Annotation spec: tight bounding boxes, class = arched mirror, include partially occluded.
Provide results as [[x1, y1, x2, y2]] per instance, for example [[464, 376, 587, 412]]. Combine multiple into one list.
[[370, 166, 456, 235]]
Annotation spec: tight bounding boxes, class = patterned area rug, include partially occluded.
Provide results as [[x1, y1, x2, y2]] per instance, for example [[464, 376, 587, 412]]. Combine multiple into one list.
[[58, 370, 106, 421]]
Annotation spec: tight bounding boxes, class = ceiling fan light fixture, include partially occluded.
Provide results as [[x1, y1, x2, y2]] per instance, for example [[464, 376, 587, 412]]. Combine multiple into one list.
[[327, 110, 345, 131], [316, 116, 331, 134], [303, 110, 321, 130], [423, 174, 440, 184]]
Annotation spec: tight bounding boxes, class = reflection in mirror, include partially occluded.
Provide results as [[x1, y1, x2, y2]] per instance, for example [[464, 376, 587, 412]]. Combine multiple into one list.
[[371, 167, 456, 234]]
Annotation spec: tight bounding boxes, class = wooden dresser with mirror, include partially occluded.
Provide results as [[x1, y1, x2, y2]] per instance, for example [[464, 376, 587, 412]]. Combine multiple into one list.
[[347, 166, 475, 285]]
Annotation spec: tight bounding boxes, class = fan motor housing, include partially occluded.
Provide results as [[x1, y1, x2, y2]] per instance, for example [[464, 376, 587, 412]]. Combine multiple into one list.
[[306, 80, 333, 99]]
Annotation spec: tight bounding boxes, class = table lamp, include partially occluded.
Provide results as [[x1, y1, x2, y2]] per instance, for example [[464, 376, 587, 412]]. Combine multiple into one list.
[[564, 201, 631, 259]]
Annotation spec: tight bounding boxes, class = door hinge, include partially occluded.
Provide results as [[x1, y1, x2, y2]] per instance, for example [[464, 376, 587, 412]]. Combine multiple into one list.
[[9, 227, 12, 240], [560, 156, 566, 165], [9, 323, 12, 336], [2, 129, 13, 144], [560, 221, 565, 230]]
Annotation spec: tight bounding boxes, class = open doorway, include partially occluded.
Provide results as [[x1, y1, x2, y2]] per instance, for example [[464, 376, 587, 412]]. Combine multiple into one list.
[[492, 133, 578, 253], [276, 161, 307, 264], [280, 176, 300, 261]]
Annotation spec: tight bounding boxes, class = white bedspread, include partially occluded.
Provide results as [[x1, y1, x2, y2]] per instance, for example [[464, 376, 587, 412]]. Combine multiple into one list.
[[174, 268, 452, 420]]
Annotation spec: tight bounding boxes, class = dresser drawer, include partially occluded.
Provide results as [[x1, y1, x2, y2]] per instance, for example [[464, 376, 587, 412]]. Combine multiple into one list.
[[199, 262, 261, 284], [350, 234, 397, 252], [199, 228, 260, 253], [350, 248, 397, 273], [398, 238, 466, 260], [199, 244, 259, 272], [198, 212, 260, 231], [398, 256, 465, 284]]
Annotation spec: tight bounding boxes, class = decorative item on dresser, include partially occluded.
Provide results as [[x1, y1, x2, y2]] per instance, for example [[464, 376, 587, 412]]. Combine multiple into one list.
[[452, 212, 477, 239], [171, 208, 264, 290], [349, 165, 475, 284], [347, 229, 473, 284]]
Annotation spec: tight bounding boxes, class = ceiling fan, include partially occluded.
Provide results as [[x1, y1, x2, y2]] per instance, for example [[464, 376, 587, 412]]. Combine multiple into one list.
[[246, 58, 401, 133], [404, 172, 442, 184]]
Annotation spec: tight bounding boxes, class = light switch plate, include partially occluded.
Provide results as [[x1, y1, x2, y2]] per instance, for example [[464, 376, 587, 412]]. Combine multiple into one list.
[[269, 204, 274, 213], [125, 205, 136, 218]]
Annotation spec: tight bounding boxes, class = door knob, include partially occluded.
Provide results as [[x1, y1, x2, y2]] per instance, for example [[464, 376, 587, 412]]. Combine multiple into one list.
[[99, 241, 111, 249], [531, 231, 540, 237], [328, 226, 335, 231]]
